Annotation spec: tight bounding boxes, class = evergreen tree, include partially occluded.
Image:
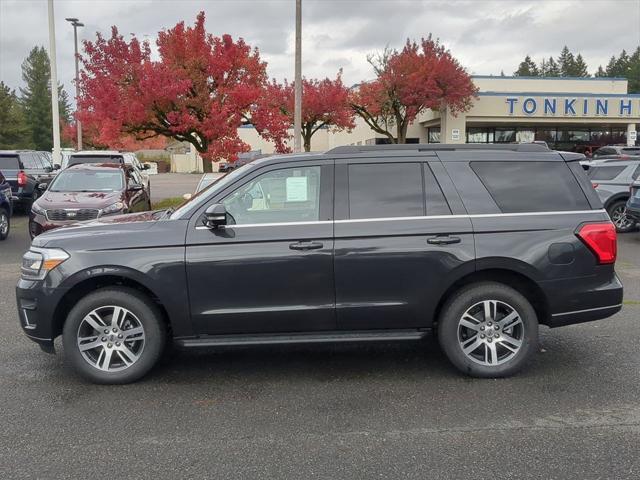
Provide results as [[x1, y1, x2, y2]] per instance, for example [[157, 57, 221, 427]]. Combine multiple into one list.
[[514, 55, 539, 76], [628, 47, 640, 93], [605, 55, 618, 76], [615, 49, 630, 76], [0, 82, 32, 149], [557, 46, 576, 76], [546, 56, 560, 76], [573, 54, 590, 77], [19, 46, 71, 151], [594, 65, 607, 77]]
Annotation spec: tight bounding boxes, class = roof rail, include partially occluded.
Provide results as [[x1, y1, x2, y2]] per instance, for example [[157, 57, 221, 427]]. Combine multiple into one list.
[[326, 143, 550, 155]]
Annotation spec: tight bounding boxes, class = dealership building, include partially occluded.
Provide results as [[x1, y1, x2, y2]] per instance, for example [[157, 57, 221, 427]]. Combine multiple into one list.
[[237, 75, 639, 154]]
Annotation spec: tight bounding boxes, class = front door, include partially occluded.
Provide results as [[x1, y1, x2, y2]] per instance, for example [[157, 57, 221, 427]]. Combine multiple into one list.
[[333, 158, 475, 330], [185, 161, 335, 335]]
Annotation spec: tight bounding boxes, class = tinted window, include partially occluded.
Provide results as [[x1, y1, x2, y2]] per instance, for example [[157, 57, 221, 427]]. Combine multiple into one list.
[[470, 161, 589, 213], [594, 147, 616, 156], [622, 148, 640, 155], [223, 166, 321, 225], [21, 152, 41, 169], [49, 170, 124, 192], [348, 163, 424, 219], [424, 165, 451, 215], [68, 155, 125, 166], [632, 165, 640, 180], [587, 165, 627, 180], [0, 155, 20, 169]]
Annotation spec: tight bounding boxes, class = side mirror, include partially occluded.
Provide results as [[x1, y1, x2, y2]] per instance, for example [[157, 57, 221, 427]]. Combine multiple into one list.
[[128, 183, 144, 192], [203, 203, 227, 229], [53, 164, 61, 170], [38, 183, 48, 191]]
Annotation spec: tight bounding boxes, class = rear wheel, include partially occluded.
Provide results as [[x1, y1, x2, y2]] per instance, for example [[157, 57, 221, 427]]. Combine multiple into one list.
[[0, 208, 9, 240], [437, 282, 538, 378], [62, 287, 166, 384], [608, 200, 634, 233]]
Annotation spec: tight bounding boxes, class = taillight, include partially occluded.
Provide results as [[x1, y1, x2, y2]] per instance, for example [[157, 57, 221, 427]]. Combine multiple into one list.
[[17, 171, 27, 187], [576, 222, 617, 264], [591, 182, 599, 189]]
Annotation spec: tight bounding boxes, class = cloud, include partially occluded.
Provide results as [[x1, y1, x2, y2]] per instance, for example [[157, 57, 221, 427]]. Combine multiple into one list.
[[1, 0, 638, 102]]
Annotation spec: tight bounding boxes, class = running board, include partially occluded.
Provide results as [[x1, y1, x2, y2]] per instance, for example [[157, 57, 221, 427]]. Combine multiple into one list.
[[176, 330, 428, 348]]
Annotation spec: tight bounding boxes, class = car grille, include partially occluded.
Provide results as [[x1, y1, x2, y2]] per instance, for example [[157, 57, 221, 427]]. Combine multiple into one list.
[[46, 209, 100, 221]]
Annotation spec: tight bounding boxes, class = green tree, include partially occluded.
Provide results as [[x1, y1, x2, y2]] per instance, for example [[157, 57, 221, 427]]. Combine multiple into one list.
[[557, 46, 576, 76], [614, 49, 630, 76], [513, 55, 539, 76], [573, 54, 589, 77], [605, 55, 618, 76], [628, 47, 640, 93], [594, 65, 607, 77], [19, 46, 71, 150], [544, 56, 560, 76], [0, 82, 32, 149]]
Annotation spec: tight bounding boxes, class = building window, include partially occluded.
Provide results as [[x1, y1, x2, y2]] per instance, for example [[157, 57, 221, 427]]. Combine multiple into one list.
[[428, 127, 441, 143], [494, 128, 516, 143], [467, 127, 488, 143]]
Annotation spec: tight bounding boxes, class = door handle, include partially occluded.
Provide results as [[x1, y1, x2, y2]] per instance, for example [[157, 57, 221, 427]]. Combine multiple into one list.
[[427, 236, 461, 245], [289, 241, 324, 251]]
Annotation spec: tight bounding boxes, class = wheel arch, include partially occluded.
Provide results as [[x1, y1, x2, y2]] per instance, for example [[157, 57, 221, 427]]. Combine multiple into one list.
[[52, 268, 171, 338], [433, 265, 550, 327], [603, 193, 630, 210]]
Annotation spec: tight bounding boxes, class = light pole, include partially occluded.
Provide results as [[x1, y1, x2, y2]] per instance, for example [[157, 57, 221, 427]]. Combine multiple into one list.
[[66, 17, 84, 150], [293, 0, 302, 153], [47, 0, 61, 165]]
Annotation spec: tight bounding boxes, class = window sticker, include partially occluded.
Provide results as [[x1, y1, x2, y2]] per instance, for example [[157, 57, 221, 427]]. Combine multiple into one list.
[[286, 176, 308, 202]]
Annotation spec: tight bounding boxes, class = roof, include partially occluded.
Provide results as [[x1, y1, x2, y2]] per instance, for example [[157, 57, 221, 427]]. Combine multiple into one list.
[[472, 75, 628, 81], [326, 143, 551, 155], [71, 150, 123, 156]]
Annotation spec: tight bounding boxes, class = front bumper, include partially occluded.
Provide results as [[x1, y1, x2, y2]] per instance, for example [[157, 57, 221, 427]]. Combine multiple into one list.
[[16, 278, 68, 350]]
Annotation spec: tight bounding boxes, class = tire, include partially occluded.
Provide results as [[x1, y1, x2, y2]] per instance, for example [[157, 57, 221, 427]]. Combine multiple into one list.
[[62, 287, 166, 384], [607, 200, 635, 233], [437, 282, 538, 378], [0, 208, 9, 241]]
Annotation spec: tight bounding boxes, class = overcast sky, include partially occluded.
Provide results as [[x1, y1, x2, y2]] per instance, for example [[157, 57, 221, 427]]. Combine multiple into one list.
[[1, 0, 639, 99]]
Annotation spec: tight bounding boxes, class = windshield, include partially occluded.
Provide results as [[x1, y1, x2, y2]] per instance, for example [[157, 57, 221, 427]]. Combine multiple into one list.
[[170, 164, 253, 218], [49, 170, 124, 192], [68, 155, 124, 167]]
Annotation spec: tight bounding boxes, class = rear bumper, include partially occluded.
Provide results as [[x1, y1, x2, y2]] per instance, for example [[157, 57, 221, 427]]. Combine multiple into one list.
[[542, 272, 624, 327]]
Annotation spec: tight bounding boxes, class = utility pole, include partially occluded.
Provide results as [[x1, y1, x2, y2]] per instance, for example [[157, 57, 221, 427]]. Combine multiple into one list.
[[293, 0, 302, 153], [47, 0, 61, 165], [66, 17, 84, 150]]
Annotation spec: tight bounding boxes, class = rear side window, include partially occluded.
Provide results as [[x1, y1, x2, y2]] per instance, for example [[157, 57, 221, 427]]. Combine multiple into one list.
[[595, 147, 616, 156], [622, 148, 640, 155], [69, 155, 125, 166], [587, 165, 627, 180], [348, 163, 424, 219], [21, 153, 41, 169], [0, 155, 20, 169], [470, 161, 589, 213]]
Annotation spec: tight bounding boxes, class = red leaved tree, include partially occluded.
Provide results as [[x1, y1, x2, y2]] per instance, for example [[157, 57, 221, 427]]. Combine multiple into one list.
[[260, 71, 355, 151], [351, 36, 478, 144], [77, 12, 289, 171]]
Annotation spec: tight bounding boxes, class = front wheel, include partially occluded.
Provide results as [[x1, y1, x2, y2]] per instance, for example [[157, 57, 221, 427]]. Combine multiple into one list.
[[62, 287, 166, 384], [437, 282, 538, 378], [0, 208, 9, 240], [608, 200, 635, 233]]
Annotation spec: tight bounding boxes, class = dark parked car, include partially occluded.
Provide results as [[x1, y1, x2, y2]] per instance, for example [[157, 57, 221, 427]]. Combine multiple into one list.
[[0, 150, 59, 210], [29, 163, 151, 238], [592, 145, 640, 159], [626, 178, 640, 225], [0, 170, 12, 240], [17, 144, 622, 384]]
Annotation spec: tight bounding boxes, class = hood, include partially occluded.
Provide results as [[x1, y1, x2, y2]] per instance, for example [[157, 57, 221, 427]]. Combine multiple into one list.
[[38, 190, 124, 210]]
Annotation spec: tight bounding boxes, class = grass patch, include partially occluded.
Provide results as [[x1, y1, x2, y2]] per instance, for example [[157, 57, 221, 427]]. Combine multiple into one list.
[[152, 196, 184, 210], [623, 300, 640, 306]]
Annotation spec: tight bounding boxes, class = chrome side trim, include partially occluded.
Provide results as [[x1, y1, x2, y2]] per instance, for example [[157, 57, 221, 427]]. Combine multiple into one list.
[[551, 303, 622, 317], [193, 209, 607, 230]]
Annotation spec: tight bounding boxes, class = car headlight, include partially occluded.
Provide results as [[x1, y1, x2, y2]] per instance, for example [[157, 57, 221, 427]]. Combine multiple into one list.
[[102, 202, 125, 215], [21, 247, 69, 281], [31, 201, 46, 215]]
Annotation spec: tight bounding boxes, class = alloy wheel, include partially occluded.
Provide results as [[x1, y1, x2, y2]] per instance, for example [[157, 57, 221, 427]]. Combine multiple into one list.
[[0, 212, 8, 236], [76, 306, 146, 372], [457, 300, 524, 366], [610, 205, 632, 230]]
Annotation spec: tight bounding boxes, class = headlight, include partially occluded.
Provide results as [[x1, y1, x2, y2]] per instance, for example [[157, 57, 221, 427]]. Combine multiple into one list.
[[31, 201, 46, 215], [102, 202, 125, 215], [21, 247, 69, 281]]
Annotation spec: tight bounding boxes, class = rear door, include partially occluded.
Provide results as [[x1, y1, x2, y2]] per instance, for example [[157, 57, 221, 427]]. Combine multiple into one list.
[[333, 156, 475, 331], [0, 154, 21, 194]]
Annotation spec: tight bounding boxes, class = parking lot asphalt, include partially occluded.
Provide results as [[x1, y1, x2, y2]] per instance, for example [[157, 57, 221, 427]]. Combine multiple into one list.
[[150, 173, 222, 202], [1, 214, 639, 479]]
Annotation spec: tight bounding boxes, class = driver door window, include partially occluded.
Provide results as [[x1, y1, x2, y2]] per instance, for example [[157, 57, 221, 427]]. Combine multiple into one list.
[[222, 166, 321, 225]]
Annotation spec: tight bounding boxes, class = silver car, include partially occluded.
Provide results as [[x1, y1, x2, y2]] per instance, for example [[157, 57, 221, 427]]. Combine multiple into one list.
[[585, 159, 640, 232]]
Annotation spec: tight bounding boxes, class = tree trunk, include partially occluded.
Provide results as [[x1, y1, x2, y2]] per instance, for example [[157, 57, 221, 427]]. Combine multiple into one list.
[[303, 133, 312, 152]]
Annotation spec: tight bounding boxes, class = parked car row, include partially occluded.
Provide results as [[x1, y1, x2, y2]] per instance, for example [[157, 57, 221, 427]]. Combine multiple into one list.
[[0, 169, 13, 241], [16, 143, 623, 384]]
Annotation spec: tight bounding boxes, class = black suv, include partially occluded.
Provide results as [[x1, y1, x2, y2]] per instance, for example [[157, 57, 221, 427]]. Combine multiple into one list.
[[0, 150, 58, 210], [16, 144, 623, 384]]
